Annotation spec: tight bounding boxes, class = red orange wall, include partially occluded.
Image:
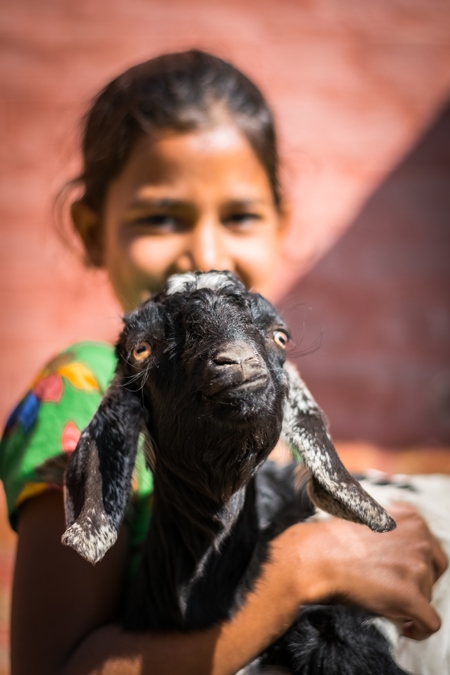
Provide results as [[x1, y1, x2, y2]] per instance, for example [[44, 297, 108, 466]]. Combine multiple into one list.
[[2, 0, 450, 445]]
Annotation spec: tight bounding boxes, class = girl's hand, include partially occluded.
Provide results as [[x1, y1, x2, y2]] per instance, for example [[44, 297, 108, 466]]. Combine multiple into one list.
[[274, 502, 448, 641]]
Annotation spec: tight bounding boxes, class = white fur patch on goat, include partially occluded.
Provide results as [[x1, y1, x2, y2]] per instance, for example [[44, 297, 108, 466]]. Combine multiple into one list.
[[365, 617, 400, 653], [360, 473, 450, 675], [61, 509, 117, 565], [166, 271, 235, 295], [312, 473, 450, 675]]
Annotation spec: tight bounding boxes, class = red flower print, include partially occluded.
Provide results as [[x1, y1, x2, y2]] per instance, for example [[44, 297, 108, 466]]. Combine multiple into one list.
[[33, 374, 63, 403]]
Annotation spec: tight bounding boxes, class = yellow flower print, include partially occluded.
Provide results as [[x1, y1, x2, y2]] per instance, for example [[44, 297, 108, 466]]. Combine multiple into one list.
[[58, 363, 100, 392]]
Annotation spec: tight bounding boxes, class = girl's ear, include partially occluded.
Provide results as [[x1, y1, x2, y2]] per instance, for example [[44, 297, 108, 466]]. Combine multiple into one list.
[[70, 199, 104, 267], [62, 377, 143, 564], [281, 362, 396, 533]]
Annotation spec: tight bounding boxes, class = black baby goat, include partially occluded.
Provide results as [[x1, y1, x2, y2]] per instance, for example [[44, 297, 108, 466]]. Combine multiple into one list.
[[62, 270, 408, 674]]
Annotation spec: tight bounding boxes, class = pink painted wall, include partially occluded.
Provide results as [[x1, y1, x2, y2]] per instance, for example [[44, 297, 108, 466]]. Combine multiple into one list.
[[1, 2, 450, 669], [283, 102, 450, 446], [2, 1, 450, 447]]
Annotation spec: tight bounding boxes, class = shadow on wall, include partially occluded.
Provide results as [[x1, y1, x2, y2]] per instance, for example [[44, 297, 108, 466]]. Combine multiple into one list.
[[280, 99, 450, 448]]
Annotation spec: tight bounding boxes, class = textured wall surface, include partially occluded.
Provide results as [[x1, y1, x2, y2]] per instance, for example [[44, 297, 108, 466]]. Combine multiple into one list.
[[1, 0, 450, 446], [1, 1, 450, 671], [282, 102, 450, 445]]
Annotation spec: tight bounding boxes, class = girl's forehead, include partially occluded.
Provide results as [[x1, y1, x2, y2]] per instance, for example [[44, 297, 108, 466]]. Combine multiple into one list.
[[110, 125, 275, 201]]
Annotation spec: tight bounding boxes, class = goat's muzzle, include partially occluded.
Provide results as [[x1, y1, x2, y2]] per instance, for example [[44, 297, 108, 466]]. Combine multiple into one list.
[[201, 340, 269, 399]]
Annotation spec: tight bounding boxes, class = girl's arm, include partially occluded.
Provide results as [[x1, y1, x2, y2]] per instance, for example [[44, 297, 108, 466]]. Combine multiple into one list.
[[12, 493, 446, 675]]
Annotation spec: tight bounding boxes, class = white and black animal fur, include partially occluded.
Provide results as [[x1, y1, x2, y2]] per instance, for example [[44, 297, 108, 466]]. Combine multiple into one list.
[[62, 270, 410, 674], [263, 471, 450, 675], [344, 472, 450, 675]]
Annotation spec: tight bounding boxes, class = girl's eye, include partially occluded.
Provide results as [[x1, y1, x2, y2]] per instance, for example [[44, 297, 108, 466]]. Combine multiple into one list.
[[133, 341, 152, 361], [224, 212, 262, 229], [273, 330, 289, 349], [134, 215, 184, 232]]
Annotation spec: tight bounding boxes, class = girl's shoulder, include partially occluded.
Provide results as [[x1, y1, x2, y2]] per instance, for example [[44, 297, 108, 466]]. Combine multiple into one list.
[[0, 341, 152, 535]]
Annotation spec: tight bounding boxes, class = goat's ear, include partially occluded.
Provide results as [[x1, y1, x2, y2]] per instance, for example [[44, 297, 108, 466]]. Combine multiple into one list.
[[281, 362, 395, 533], [62, 377, 143, 564]]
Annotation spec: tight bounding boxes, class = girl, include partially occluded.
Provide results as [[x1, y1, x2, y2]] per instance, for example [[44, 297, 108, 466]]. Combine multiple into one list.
[[1, 50, 446, 675]]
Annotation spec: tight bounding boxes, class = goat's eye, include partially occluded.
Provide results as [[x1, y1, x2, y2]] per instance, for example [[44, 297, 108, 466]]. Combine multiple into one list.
[[273, 330, 289, 349], [133, 341, 152, 361]]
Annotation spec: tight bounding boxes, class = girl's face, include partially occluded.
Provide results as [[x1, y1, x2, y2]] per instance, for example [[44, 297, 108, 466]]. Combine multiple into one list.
[[83, 125, 285, 311]]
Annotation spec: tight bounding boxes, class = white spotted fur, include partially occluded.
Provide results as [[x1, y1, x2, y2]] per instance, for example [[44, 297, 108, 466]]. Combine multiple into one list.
[[166, 271, 236, 296], [312, 473, 450, 675], [61, 509, 117, 565]]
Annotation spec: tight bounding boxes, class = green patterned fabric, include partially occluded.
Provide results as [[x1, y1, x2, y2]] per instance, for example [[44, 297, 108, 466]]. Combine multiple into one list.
[[0, 341, 153, 568]]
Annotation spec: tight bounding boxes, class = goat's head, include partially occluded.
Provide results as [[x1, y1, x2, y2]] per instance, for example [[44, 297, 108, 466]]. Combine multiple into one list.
[[120, 272, 289, 493], [62, 271, 395, 564]]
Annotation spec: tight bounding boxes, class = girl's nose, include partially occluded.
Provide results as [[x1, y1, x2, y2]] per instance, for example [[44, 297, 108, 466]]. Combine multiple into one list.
[[177, 219, 233, 273]]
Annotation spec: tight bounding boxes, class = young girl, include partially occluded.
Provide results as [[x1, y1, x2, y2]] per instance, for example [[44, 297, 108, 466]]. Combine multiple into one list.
[[1, 50, 446, 675]]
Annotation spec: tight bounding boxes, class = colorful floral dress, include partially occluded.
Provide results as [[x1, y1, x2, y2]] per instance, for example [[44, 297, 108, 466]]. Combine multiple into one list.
[[0, 341, 153, 576]]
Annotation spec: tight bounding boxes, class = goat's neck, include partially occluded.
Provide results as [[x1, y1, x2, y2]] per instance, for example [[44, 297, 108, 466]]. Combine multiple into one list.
[[127, 462, 263, 631], [156, 462, 251, 543]]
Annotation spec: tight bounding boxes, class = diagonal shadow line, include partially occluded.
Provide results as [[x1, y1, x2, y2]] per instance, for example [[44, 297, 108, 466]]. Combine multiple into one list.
[[279, 98, 450, 446]]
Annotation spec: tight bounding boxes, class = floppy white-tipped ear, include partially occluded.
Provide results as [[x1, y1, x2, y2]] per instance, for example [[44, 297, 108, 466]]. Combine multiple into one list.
[[281, 362, 395, 533], [62, 377, 144, 564]]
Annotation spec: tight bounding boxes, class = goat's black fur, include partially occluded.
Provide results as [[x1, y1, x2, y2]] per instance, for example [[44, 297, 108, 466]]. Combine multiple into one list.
[[260, 605, 407, 675], [63, 271, 405, 674]]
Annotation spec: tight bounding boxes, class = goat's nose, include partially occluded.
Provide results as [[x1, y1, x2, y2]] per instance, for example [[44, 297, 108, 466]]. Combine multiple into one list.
[[213, 342, 257, 367], [202, 341, 268, 397], [210, 341, 266, 387]]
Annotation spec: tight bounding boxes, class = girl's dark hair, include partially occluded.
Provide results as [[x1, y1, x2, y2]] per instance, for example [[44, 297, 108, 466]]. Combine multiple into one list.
[[76, 49, 282, 213]]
